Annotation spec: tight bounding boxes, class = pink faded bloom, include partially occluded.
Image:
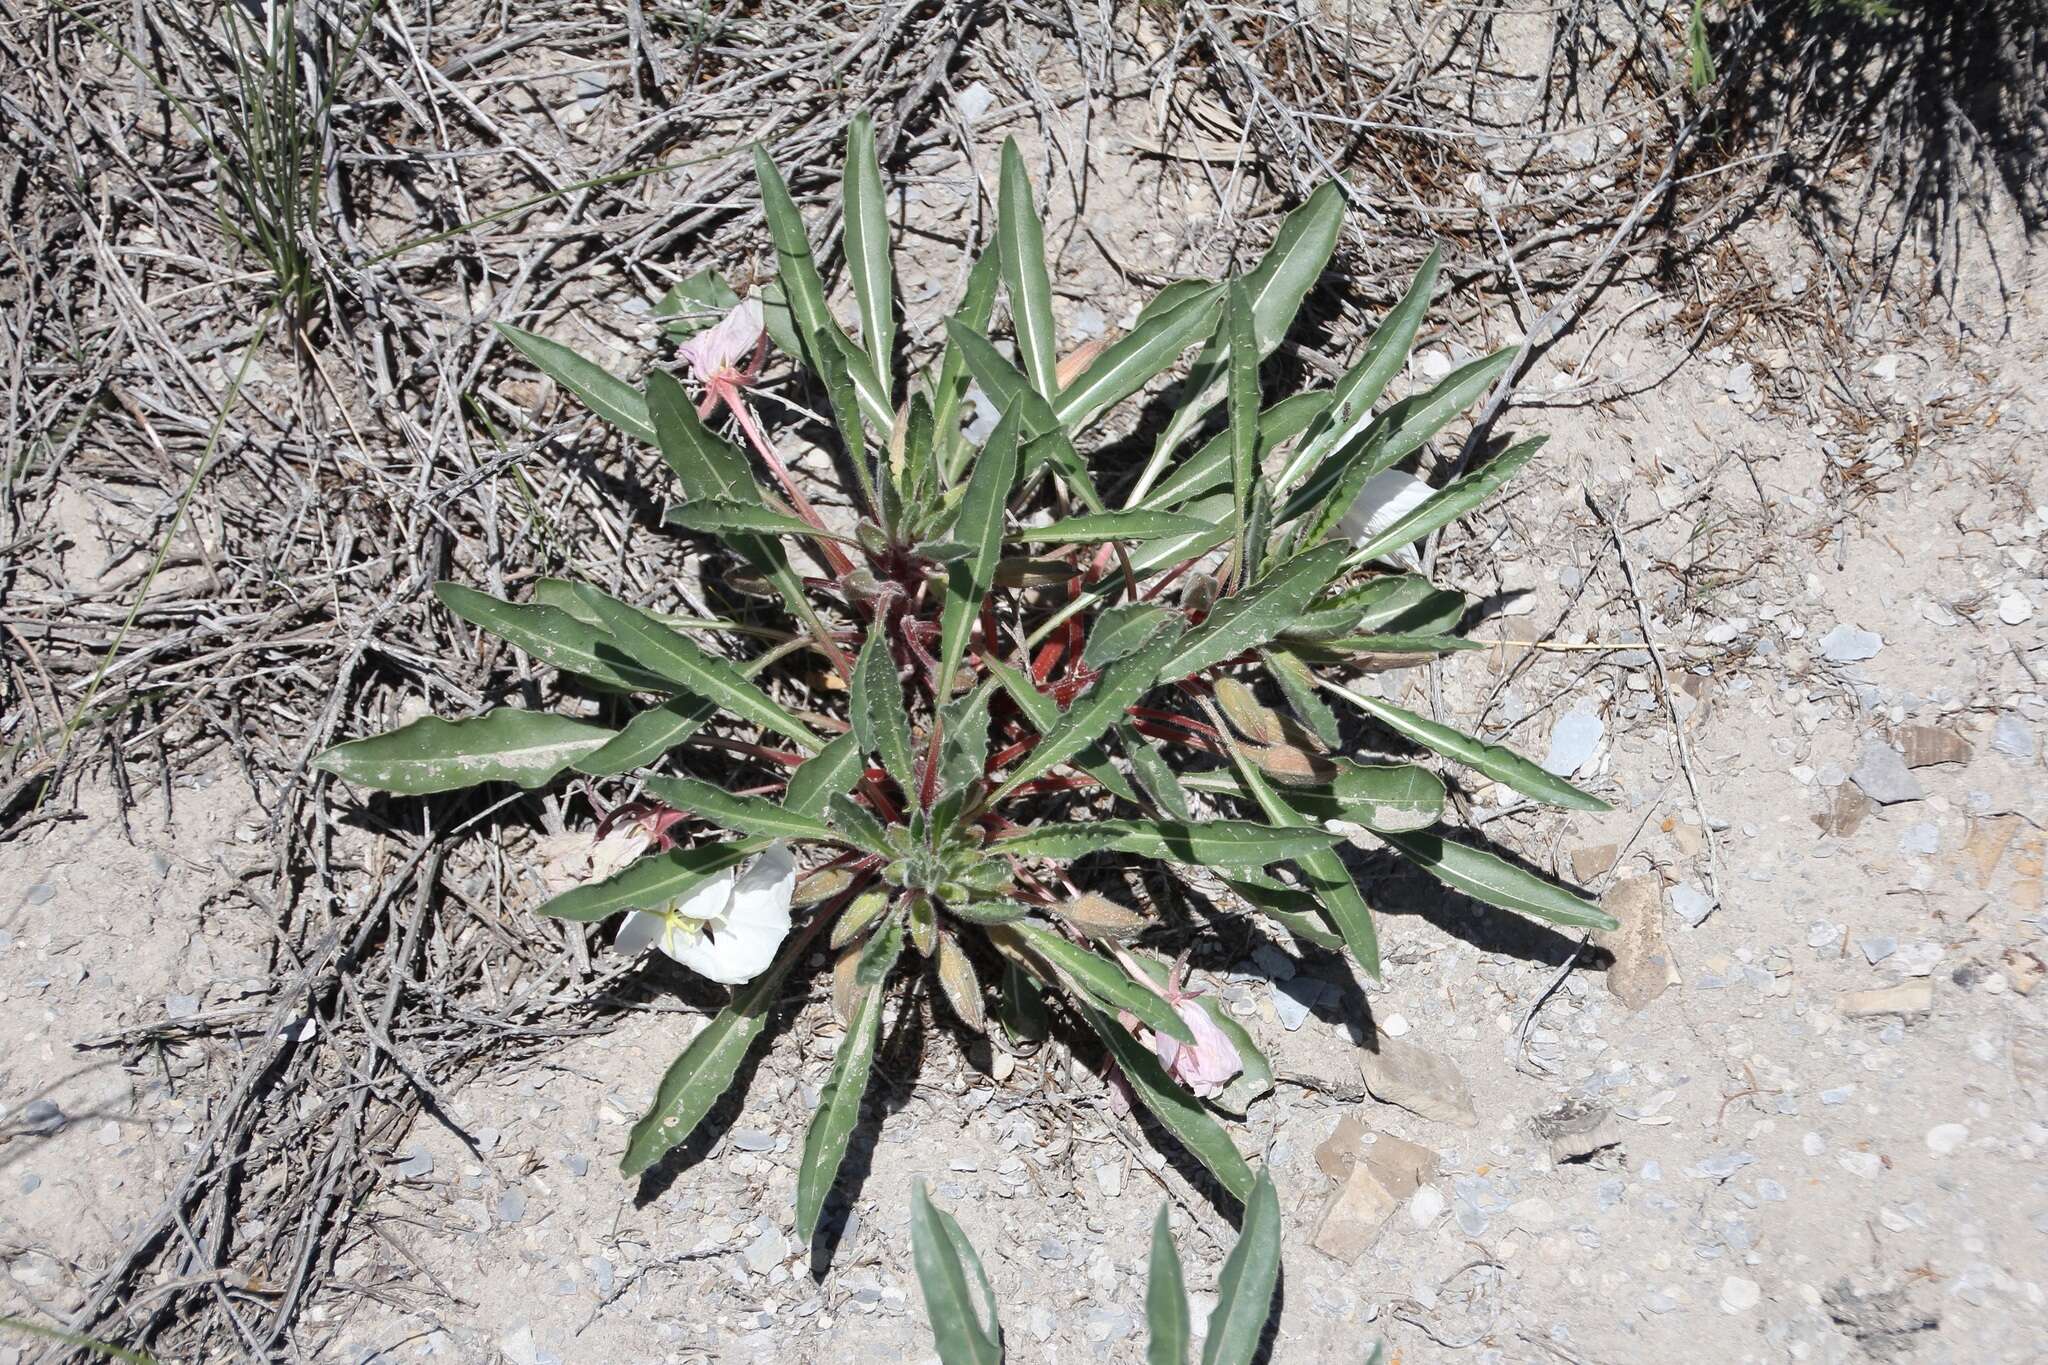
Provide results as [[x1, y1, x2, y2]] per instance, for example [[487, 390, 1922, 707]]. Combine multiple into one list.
[[1150, 997, 1242, 1099], [679, 297, 766, 388]]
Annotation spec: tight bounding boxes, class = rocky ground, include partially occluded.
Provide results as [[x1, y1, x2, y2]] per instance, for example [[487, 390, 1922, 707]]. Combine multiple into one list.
[[4, 5, 2046, 1364]]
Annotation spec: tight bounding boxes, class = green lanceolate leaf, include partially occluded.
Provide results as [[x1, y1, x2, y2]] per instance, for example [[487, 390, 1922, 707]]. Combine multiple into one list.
[[995, 959, 1048, 1044], [575, 695, 720, 776], [796, 974, 884, 1239], [1261, 647, 1342, 749], [1183, 759, 1445, 833], [645, 369, 755, 496], [1146, 1206, 1190, 1365], [620, 934, 796, 1176], [1226, 276, 1260, 576], [992, 623, 1183, 800], [1119, 720, 1194, 820], [825, 793, 892, 856], [434, 583, 669, 694], [639, 776, 837, 844], [1290, 574, 1467, 639], [1161, 542, 1349, 680], [1381, 830, 1616, 930], [316, 709, 613, 794], [496, 323, 653, 443], [570, 584, 822, 752], [786, 730, 865, 818], [996, 818, 1342, 867], [1202, 1169, 1281, 1365], [943, 317, 1032, 421], [1142, 390, 1333, 511], [1009, 510, 1213, 545], [910, 1182, 1003, 1365], [1287, 347, 1516, 542], [936, 404, 1022, 693], [1273, 246, 1442, 492], [538, 841, 756, 923], [999, 921, 1194, 1044], [1082, 603, 1174, 670], [1213, 732, 1382, 979], [1135, 182, 1345, 500], [998, 138, 1058, 397], [1223, 876, 1345, 949], [812, 322, 886, 516], [1323, 679, 1608, 811], [851, 629, 918, 794], [666, 498, 859, 545], [1054, 283, 1224, 432], [856, 905, 907, 986], [1135, 277, 1217, 328], [752, 143, 890, 432], [1074, 1000, 1255, 1201], [842, 111, 895, 398], [984, 659, 1142, 805], [1312, 632, 1485, 659], [1348, 435, 1544, 565], [935, 249, 1003, 485]]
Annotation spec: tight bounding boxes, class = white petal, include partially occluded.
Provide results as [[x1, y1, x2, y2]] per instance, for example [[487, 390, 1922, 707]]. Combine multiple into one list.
[[672, 861, 741, 925], [1336, 469, 1433, 564], [680, 298, 766, 381], [613, 909, 664, 957], [670, 843, 794, 984]]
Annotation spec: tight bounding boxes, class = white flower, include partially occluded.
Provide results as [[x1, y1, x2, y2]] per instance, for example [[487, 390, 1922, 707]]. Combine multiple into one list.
[[613, 841, 795, 984], [679, 298, 766, 387], [1335, 469, 1433, 570]]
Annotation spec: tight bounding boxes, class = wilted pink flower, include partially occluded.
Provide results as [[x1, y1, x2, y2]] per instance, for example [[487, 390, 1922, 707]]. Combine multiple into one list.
[[1151, 996, 1242, 1098], [679, 297, 766, 393]]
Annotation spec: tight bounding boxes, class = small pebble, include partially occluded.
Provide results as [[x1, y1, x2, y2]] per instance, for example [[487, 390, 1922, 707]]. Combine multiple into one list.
[[1720, 1276, 1761, 1313], [1925, 1123, 1968, 1156], [1837, 1151, 1883, 1178], [1670, 885, 1713, 928], [15, 1099, 64, 1137], [1818, 625, 1882, 663], [1409, 1184, 1446, 1227], [1381, 1013, 1411, 1038], [1859, 937, 1897, 965], [1997, 591, 2034, 625]]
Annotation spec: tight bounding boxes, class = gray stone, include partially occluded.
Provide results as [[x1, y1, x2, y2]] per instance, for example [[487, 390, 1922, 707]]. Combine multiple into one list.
[[1542, 706, 1604, 777], [14, 1099, 64, 1137], [1992, 714, 2035, 758], [1669, 885, 1714, 927], [729, 1128, 777, 1152], [1361, 1036, 1477, 1127], [1273, 975, 1324, 1031], [395, 1151, 433, 1179], [1859, 937, 1897, 965], [165, 994, 201, 1020], [741, 1225, 787, 1275], [1818, 624, 1883, 662], [1898, 822, 1940, 856], [1850, 740, 1924, 805], [496, 1188, 527, 1225]]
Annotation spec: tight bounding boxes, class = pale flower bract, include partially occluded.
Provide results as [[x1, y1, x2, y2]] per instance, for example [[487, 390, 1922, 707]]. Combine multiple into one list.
[[614, 840, 795, 984]]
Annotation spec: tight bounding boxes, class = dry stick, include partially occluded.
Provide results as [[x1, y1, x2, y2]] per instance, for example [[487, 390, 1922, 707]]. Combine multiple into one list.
[[1587, 490, 1726, 923]]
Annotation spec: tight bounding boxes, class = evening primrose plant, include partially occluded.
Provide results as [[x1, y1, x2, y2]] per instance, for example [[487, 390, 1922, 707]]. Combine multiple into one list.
[[315, 119, 1615, 1230]]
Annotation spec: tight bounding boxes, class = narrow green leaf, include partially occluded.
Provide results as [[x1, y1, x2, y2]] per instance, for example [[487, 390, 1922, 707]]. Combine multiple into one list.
[[666, 498, 859, 545], [796, 976, 884, 1238], [998, 139, 1058, 397], [1142, 390, 1333, 511], [992, 624, 1183, 800], [574, 695, 719, 777], [569, 584, 822, 752], [1323, 680, 1609, 811], [433, 583, 668, 694], [1074, 1000, 1255, 1201], [842, 111, 896, 396], [934, 249, 1002, 486], [856, 907, 907, 987], [540, 841, 756, 923], [985, 659, 1142, 804], [1222, 876, 1345, 949], [811, 321, 886, 517], [1119, 721, 1194, 820], [1182, 760, 1445, 834], [1382, 830, 1617, 930], [851, 629, 918, 795], [1146, 1207, 1190, 1365], [1260, 647, 1342, 749], [645, 368, 755, 496], [936, 404, 1022, 693], [496, 323, 652, 443], [1287, 348, 1516, 541], [995, 959, 1048, 1045], [1161, 543, 1349, 680], [1132, 182, 1345, 502], [1212, 731, 1382, 979], [1081, 604, 1173, 670], [825, 794, 892, 856], [315, 710, 611, 795], [1273, 246, 1442, 491], [910, 1182, 1003, 1365], [1201, 1170, 1281, 1365], [1011, 510, 1214, 546], [620, 933, 794, 1175], [786, 730, 865, 818], [996, 819, 1342, 867], [1289, 575, 1467, 639], [1054, 284, 1225, 431], [1225, 277, 1260, 575], [1135, 278, 1216, 328], [1348, 435, 1544, 565], [943, 317, 1032, 420], [639, 775, 837, 844], [1001, 921, 1194, 1044]]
